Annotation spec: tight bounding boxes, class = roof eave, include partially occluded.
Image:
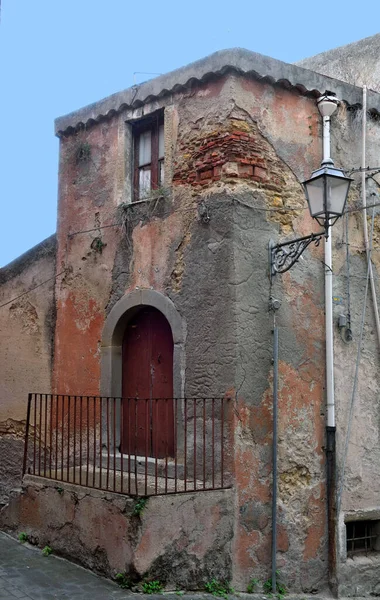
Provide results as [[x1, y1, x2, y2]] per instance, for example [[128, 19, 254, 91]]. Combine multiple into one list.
[[55, 47, 380, 137]]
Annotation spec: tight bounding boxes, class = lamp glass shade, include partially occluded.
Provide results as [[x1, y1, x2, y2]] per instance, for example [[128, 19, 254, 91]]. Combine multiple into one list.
[[317, 97, 338, 117], [303, 167, 352, 225], [304, 175, 324, 218], [326, 175, 350, 215]]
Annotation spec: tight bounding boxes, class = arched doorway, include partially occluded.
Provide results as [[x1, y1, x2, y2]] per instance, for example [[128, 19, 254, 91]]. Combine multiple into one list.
[[122, 306, 174, 458]]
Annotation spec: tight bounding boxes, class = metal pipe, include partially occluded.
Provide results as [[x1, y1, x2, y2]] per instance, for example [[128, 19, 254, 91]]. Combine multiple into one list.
[[325, 233, 335, 428], [361, 85, 380, 348], [326, 425, 337, 592], [318, 99, 336, 429], [319, 94, 337, 591], [322, 116, 333, 165], [272, 322, 279, 594]]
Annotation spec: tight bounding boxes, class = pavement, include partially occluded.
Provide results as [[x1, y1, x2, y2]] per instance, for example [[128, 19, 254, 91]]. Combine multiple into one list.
[[0, 531, 136, 599], [0, 531, 344, 600]]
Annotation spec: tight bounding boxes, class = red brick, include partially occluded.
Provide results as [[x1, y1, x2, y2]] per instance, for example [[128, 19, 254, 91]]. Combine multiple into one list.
[[254, 166, 268, 180], [199, 170, 213, 180], [238, 164, 253, 177]]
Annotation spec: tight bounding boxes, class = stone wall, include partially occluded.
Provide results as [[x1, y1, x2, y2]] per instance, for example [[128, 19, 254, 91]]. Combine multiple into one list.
[[1, 476, 234, 590], [48, 72, 333, 592], [3, 59, 380, 596], [0, 236, 56, 505], [296, 34, 380, 91]]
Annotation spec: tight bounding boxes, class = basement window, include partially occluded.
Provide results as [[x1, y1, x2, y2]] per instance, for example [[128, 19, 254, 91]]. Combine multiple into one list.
[[346, 520, 380, 556], [133, 112, 164, 201]]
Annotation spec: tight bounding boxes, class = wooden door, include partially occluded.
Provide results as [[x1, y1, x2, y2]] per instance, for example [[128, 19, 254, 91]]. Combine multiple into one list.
[[122, 307, 174, 458]]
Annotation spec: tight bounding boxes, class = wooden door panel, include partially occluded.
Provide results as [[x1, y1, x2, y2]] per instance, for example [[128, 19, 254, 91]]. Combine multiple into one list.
[[122, 307, 174, 458], [150, 310, 174, 457]]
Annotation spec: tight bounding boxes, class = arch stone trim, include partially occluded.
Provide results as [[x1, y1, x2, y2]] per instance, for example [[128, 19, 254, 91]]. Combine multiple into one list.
[[101, 289, 186, 401], [102, 289, 184, 348]]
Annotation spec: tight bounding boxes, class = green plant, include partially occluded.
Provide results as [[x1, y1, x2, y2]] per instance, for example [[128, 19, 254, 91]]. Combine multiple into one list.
[[263, 571, 287, 599], [56, 487, 64, 495], [142, 580, 163, 594], [76, 142, 91, 163], [205, 579, 234, 599], [115, 572, 131, 589], [42, 545, 52, 557], [18, 532, 28, 543], [91, 237, 106, 254], [175, 591, 184, 596], [247, 578, 260, 594], [133, 497, 148, 516]]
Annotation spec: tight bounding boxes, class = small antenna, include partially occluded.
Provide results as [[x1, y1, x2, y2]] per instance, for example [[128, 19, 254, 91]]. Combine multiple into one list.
[[133, 72, 162, 84]]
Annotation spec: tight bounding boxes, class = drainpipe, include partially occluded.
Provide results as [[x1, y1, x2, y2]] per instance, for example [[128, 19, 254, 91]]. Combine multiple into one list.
[[317, 94, 338, 591], [271, 311, 279, 594]]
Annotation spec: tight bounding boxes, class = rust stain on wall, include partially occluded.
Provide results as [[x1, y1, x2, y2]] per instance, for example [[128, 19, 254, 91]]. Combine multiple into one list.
[[171, 230, 192, 293]]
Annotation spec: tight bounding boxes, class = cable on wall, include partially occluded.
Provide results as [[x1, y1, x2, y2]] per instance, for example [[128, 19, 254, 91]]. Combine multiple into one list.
[[0, 270, 66, 309], [336, 202, 376, 515]]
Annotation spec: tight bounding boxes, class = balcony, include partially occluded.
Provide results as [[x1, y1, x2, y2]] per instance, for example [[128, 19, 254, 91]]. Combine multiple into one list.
[[23, 394, 232, 497]]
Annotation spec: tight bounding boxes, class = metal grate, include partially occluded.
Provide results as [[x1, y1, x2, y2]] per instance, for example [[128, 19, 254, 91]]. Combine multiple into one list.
[[346, 520, 378, 555]]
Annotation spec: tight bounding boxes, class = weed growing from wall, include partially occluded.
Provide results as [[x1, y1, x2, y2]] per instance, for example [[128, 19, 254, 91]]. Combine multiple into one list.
[[133, 497, 148, 516], [42, 546, 52, 557], [263, 571, 287, 599], [142, 580, 163, 594], [115, 573, 132, 589], [76, 142, 91, 164], [246, 578, 259, 593], [205, 579, 234, 599]]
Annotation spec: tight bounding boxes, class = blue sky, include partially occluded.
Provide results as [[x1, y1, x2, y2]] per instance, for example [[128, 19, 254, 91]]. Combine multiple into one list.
[[1, 1, 379, 266]]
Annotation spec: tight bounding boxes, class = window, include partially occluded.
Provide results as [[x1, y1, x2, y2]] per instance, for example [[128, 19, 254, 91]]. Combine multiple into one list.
[[346, 520, 380, 556], [133, 113, 164, 201]]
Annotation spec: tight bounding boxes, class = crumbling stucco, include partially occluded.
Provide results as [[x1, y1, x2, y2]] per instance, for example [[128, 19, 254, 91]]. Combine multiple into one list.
[[0, 237, 56, 504], [1, 477, 234, 589], [3, 54, 380, 597]]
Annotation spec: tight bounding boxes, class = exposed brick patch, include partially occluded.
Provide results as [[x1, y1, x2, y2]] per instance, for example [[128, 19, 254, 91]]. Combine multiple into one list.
[[172, 113, 306, 234], [173, 121, 275, 188]]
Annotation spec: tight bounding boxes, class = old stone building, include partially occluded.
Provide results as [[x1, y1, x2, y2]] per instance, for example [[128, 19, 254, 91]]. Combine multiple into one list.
[[1, 47, 380, 596], [297, 33, 380, 91]]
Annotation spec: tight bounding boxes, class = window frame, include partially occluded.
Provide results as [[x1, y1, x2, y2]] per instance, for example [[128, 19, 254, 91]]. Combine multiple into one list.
[[133, 111, 164, 202], [346, 520, 380, 556]]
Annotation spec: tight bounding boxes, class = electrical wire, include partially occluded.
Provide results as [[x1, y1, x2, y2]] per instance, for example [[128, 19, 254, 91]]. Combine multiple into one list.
[[3, 194, 380, 309], [345, 213, 352, 329], [0, 271, 66, 309], [65, 197, 380, 240], [336, 203, 376, 515]]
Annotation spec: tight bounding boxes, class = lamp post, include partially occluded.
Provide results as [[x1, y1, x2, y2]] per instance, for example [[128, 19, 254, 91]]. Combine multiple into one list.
[[269, 94, 352, 594], [269, 94, 352, 277]]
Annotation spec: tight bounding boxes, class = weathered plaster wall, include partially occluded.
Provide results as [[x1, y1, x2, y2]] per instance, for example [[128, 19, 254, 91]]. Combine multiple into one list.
[[1, 476, 234, 589], [173, 76, 329, 591], [53, 116, 125, 394], [6, 64, 380, 595], [328, 106, 380, 596], [41, 73, 330, 592], [0, 236, 56, 504], [296, 34, 380, 91]]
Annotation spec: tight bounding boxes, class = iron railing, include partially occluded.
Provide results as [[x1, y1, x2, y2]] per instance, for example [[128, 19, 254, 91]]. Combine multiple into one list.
[[23, 394, 232, 497]]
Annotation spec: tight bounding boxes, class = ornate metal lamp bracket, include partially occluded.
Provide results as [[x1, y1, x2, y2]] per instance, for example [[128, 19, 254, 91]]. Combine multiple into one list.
[[269, 231, 325, 278]]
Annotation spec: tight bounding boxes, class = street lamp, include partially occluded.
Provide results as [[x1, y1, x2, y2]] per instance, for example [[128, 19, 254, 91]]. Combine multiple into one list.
[[270, 95, 352, 277], [269, 93, 352, 595], [303, 165, 352, 231]]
